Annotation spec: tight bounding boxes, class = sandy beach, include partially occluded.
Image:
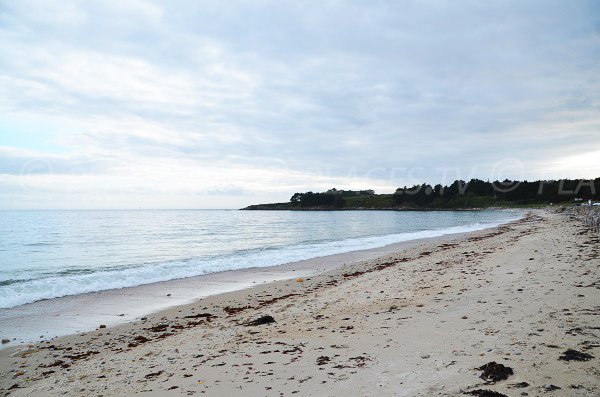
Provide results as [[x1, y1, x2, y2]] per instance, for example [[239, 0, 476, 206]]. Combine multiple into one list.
[[1, 209, 598, 396]]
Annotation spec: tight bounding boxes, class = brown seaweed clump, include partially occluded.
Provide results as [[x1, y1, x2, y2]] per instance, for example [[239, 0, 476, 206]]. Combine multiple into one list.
[[477, 362, 514, 382]]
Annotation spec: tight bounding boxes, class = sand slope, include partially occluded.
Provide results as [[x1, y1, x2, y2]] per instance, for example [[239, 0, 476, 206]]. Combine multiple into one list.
[[1, 210, 598, 396]]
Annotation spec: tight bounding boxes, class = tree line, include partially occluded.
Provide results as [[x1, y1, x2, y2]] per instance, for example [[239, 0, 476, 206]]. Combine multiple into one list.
[[288, 178, 600, 208]]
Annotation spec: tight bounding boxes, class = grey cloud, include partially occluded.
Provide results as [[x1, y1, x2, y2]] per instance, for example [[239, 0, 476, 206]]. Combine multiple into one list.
[[0, 0, 599, 208], [0, 150, 112, 176]]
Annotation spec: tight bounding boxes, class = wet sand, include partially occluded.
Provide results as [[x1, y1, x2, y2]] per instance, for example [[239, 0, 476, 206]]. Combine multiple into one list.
[[0, 209, 598, 396]]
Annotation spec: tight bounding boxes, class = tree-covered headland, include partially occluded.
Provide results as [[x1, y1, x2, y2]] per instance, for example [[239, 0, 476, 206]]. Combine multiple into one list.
[[242, 178, 600, 210]]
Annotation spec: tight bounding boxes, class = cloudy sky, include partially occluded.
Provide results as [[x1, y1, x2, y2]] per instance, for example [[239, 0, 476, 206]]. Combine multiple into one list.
[[0, 1, 599, 209]]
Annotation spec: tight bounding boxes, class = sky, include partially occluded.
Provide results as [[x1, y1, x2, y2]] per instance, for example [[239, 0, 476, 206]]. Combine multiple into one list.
[[0, 0, 599, 209]]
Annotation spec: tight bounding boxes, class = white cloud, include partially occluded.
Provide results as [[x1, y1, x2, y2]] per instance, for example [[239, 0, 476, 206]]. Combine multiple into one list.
[[0, 0, 598, 208]]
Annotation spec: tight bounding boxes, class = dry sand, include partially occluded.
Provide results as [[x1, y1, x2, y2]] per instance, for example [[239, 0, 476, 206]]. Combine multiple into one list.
[[0, 209, 598, 396]]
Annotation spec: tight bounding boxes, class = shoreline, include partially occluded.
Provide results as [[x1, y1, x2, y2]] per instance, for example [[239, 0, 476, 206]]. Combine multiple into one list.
[[240, 205, 536, 211], [1, 209, 598, 396], [0, 215, 520, 347], [1, 209, 521, 312]]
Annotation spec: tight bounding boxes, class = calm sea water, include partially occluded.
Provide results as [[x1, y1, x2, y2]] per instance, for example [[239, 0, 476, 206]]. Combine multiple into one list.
[[0, 209, 520, 308]]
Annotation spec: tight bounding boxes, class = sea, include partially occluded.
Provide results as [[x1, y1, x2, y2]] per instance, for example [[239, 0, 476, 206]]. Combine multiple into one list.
[[0, 209, 521, 310]]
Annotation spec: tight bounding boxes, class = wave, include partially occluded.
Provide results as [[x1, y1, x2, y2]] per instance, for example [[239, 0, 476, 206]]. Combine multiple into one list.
[[0, 215, 520, 309]]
